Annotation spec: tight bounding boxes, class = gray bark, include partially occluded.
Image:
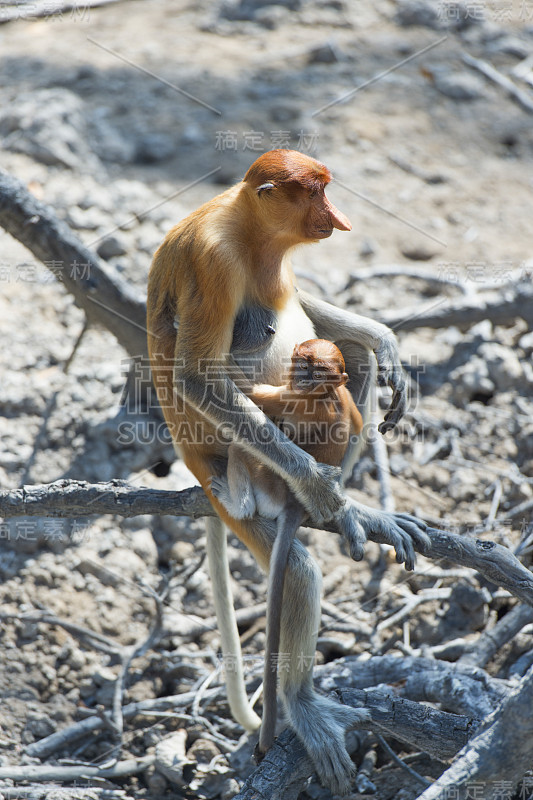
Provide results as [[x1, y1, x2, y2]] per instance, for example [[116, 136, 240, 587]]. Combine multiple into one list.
[[458, 604, 533, 669], [379, 282, 533, 332], [314, 654, 509, 718], [2, 480, 533, 605], [234, 688, 478, 800], [340, 688, 477, 762], [416, 663, 533, 800]]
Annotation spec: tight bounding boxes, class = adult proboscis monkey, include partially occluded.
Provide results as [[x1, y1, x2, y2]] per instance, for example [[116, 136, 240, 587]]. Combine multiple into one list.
[[147, 150, 428, 794]]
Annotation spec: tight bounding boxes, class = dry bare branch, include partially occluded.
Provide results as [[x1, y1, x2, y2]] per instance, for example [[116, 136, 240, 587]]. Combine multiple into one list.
[[458, 603, 533, 669], [110, 584, 166, 758], [0, 756, 154, 783], [234, 687, 478, 799], [354, 744, 377, 794], [374, 733, 431, 788], [345, 263, 472, 294], [379, 282, 533, 332], [0, 169, 147, 358], [462, 52, 533, 114], [0, 609, 120, 656], [0, 0, 122, 24], [2, 479, 533, 605], [25, 690, 211, 759], [0, 787, 132, 800], [0, 479, 212, 519], [416, 664, 533, 800], [340, 688, 477, 762], [313, 654, 509, 718], [376, 587, 452, 632]]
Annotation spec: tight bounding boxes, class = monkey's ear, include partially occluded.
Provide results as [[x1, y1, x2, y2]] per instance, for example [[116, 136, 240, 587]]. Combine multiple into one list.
[[256, 182, 275, 195]]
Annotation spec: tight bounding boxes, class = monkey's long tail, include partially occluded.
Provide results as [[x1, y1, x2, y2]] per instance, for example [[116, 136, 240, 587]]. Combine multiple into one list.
[[205, 516, 262, 732], [259, 501, 306, 754]]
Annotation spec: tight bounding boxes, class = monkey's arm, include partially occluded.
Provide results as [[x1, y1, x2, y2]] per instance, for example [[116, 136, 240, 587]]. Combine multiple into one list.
[[172, 287, 427, 561], [247, 383, 294, 417], [339, 387, 364, 435], [299, 290, 407, 433], [173, 327, 343, 526], [180, 369, 343, 523]]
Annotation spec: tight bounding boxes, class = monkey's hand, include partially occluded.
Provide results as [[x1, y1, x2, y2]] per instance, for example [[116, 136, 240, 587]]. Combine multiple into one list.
[[334, 501, 367, 562], [341, 499, 430, 570], [298, 290, 408, 432], [291, 462, 345, 526], [374, 334, 408, 434]]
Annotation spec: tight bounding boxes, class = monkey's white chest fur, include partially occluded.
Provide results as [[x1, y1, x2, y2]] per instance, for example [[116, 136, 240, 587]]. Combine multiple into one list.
[[232, 293, 316, 385]]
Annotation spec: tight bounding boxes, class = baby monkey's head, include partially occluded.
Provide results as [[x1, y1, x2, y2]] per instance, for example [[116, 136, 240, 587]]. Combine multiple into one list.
[[290, 339, 348, 394]]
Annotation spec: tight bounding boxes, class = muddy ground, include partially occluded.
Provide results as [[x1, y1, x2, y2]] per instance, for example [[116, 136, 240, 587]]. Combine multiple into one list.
[[0, 0, 533, 798]]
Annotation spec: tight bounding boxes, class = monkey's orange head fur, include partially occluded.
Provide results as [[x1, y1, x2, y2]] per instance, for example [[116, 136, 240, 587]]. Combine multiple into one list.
[[290, 339, 349, 393], [244, 150, 331, 193]]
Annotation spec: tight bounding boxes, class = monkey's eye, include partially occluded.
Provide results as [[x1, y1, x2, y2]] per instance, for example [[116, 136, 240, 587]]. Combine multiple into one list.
[[312, 369, 329, 382], [257, 182, 275, 196]]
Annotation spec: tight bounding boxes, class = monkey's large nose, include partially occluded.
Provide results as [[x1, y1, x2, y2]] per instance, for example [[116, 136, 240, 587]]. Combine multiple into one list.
[[325, 197, 352, 231]]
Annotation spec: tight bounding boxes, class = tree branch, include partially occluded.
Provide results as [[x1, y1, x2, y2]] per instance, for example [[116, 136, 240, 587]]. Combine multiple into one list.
[[0, 479, 212, 520], [2, 479, 533, 605], [314, 654, 509, 718], [379, 282, 533, 332], [234, 687, 479, 800], [340, 688, 477, 762], [458, 603, 533, 669], [0, 757, 154, 783], [0, 0, 122, 24], [0, 169, 147, 358], [416, 663, 533, 800], [0, 787, 132, 800]]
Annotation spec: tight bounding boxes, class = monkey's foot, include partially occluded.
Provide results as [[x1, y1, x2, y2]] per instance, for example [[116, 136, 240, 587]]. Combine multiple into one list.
[[208, 475, 256, 519], [343, 500, 430, 571], [284, 688, 370, 796]]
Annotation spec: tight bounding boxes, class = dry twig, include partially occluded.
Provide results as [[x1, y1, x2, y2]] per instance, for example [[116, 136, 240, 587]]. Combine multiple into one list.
[[376, 587, 451, 632], [109, 582, 167, 759], [379, 282, 533, 332], [458, 603, 533, 669], [462, 52, 533, 114], [375, 733, 431, 787], [0, 0, 122, 24], [0, 756, 154, 783], [345, 263, 471, 294], [0, 787, 132, 800], [25, 690, 213, 759], [0, 609, 120, 656]]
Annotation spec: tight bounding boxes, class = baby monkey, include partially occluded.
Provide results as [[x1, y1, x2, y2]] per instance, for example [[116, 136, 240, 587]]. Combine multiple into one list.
[[210, 339, 363, 755]]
